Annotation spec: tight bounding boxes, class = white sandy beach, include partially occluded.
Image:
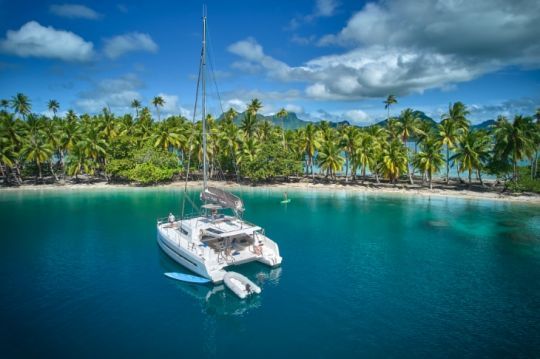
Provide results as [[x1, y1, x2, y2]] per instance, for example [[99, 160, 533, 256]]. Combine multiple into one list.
[[2, 180, 539, 204]]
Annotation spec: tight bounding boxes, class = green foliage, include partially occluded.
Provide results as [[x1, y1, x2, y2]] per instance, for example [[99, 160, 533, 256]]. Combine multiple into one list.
[[107, 144, 180, 184], [507, 167, 540, 193], [127, 163, 178, 185], [239, 140, 302, 182]]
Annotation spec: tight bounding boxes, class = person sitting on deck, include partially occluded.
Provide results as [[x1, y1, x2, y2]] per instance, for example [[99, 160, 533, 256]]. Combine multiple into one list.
[[245, 283, 252, 294], [168, 213, 175, 224]]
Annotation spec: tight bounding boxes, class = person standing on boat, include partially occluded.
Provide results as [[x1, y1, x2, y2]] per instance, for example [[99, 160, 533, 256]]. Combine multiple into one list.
[[168, 212, 175, 224]]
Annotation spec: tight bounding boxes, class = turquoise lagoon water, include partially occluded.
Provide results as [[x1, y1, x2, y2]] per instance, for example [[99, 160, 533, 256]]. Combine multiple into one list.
[[0, 188, 539, 357]]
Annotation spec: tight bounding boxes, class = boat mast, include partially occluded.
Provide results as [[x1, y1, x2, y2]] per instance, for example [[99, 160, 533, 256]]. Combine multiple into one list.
[[201, 7, 208, 191]]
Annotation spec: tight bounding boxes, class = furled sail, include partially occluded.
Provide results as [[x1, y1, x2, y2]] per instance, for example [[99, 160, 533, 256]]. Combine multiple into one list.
[[201, 187, 244, 213]]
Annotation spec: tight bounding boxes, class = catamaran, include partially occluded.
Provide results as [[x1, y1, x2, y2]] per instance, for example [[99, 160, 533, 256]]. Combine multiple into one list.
[[156, 11, 282, 284]]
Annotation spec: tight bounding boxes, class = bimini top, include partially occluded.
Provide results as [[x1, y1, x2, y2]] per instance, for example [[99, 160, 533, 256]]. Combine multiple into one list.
[[200, 186, 244, 213]]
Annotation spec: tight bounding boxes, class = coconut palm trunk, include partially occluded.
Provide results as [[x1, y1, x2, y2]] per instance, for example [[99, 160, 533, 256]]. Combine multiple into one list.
[[0, 163, 7, 185], [49, 161, 58, 181], [446, 145, 450, 183], [345, 155, 349, 183], [36, 162, 42, 184]]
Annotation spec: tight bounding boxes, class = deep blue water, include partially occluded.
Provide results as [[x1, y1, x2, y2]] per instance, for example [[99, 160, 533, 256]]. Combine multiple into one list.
[[0, 189, 539, 358]]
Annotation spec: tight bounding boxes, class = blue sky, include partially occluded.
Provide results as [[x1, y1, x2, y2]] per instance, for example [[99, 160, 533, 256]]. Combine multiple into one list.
[[1, 0, 539, 124]]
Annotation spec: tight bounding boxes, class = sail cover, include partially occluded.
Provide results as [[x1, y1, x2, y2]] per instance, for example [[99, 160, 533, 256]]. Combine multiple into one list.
[[201, 187, 244, 213]]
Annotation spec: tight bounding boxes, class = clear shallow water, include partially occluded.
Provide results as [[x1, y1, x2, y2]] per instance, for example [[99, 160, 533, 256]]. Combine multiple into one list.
[[0, 189, 539, 358]]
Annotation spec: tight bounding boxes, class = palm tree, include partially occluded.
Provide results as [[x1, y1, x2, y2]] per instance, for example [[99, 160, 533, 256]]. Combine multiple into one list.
[[131, 99, 141, 119], [398, 108, 421, 184], [42, 118, 61, 181], [152, 122, 182, 151], [219, 120, 241, 180], [442, 102, 470, 133], [0, 136, 15, 184], [66, 144, 94, 182], [257, 120, 273, 143], [10, 93, 31, 120], [317, 138, 344, 179], [48, 100, 60, 117], [340, 125, 359, 182], [299, 123, 321, 180], [237, 136, 261, 165], [240, 111, 258, 139], [247, 98, 263, 115], [493, 115, 535, 180], [383, 95, 397, 121], [451, 130, 491, 185], [79, 126, 108, 177], [386, 118, 401, 142], [0, 99, 9, 112], [152, 96, 165, 121], [381, 139, 408, 184], [351, 130, 378, 182], [413, 136, 444, 189], [438, 119, 458, 183], [223, 108, 238, 125], [276, 108, 288, 147], [21, 135, 53, 183]]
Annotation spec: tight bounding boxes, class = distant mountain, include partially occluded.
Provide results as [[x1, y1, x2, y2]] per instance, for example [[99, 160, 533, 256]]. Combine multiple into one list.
[[218, 111, 312, 130], [472, 119, 496, 129], [217, 110, 446, 130], [372, 111, 436, 128]]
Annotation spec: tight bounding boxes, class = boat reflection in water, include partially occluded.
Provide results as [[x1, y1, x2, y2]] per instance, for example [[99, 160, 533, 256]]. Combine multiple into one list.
[[159, 251, 282, 316]]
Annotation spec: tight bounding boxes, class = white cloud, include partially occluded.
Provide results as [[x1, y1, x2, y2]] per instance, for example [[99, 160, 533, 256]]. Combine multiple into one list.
[[467, 97, 539, 123], [290, 34, 316, 46], [50, 4, 102, 20], [75, 74, 143, 113], [153, 93, 191, 118], [225, 98, 247, 112], [103, 32, 158, 59], [301, 108, 372, 125], [314, 0, 338, 17], [285, 104, 304, 114], [0, 21, 94, 61], [345, 109, 369, 122], [230, 0, 540, 100], [287, 0, 339, 29]]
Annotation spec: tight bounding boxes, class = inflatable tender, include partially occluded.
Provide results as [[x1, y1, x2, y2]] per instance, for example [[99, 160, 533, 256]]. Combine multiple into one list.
[[223, 271, 261, 299]]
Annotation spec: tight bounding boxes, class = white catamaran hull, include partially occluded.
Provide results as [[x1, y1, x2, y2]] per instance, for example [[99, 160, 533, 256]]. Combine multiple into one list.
[[157, 229, 225, 282], [157, 219, 281, 284]]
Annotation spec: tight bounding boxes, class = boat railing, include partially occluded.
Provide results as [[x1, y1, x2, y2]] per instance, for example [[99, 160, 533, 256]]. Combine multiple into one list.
[[157, 212, 202, 224]]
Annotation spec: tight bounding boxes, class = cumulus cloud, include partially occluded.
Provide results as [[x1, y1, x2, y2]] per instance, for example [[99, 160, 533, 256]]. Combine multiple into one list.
[[49, 4, 102, 19], [225, 98, 247, 112], [231, 0, 540, 100], [345, 109, 369, 122], [103, 32, 158, 59], [75, 74, 143, 113], [154, 93, 191, 118], [467, 97, 539, 123], [301, 108, 372, 125], [285, 104, 304, 114], [0, 21, 94, 61], [287, 0, 339, 30]]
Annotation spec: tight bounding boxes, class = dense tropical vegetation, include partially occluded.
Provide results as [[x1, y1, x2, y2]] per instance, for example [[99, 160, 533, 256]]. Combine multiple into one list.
[[1, 93, 539, 192]]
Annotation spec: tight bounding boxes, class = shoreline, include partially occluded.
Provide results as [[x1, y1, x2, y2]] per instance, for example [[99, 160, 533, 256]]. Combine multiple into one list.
[[1, 180, 539, 205]]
